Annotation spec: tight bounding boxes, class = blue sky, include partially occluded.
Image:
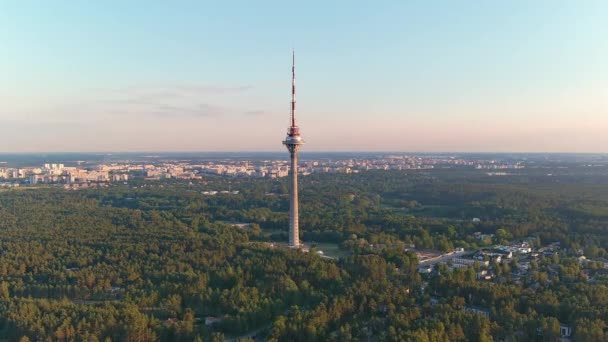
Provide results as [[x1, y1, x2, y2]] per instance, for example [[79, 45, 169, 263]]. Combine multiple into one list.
[[1, 1, 607, 152]]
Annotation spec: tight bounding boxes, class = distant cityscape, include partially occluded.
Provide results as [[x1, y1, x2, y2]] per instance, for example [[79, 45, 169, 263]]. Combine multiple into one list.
[[0, 154, 526, 189]]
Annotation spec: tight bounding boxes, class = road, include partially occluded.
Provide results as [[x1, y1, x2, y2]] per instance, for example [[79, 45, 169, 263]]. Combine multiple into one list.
[[224, 324, 271, 342], [418, 250, 468, 267]]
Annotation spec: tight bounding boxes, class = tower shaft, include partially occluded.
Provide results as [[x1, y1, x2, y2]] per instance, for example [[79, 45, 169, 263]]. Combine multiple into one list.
[[288, 146, 300, 247]]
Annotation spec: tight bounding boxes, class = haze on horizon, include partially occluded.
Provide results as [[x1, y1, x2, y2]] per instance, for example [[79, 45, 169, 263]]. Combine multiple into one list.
[[1, 1, 607, 153]]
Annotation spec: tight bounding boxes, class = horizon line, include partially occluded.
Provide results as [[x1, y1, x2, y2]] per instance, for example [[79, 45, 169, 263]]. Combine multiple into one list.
[[0, 151, 605, 155]]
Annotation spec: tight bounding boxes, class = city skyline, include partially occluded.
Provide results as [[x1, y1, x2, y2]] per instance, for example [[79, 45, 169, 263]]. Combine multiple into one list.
[[1, 1, 607, 153]]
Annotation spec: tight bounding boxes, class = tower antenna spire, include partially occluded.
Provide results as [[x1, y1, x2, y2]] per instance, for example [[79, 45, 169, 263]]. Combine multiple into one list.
[[291, 49, 296, 128]]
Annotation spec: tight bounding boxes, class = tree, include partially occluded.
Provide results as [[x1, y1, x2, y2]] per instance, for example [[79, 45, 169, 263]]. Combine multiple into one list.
[[0, 282, 9, 299], [539, 317, 560, 341], [494, 228, 512, 244], [573, 318, 606, 342]]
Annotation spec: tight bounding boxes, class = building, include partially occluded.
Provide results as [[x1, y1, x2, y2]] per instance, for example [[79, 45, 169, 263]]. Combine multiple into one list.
[[282, 51, 304, 248], [453, 257, 489, 267], [560, 325, 572, 340], [464, 306, 490, 318]]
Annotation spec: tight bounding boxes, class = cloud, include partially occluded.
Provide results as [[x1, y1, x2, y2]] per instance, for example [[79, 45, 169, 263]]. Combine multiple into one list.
[[89, 84, 264, 119], [0, 120, 87, 129], [105, 91, 183, 105], [101, 85, 247, 105], [98, 84, 253, 97], [3, 84, 265, 124], [243, 110, 265, 116], [151, 103, 225, 118], [173, 85, 253, 94]]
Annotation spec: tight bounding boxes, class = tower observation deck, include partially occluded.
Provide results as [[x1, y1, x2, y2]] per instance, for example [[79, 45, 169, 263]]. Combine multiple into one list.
[[283, 51, 304, 248]]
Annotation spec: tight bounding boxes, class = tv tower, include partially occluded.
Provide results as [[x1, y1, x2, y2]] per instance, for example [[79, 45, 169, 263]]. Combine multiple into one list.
[[283, 50, 304, 248]]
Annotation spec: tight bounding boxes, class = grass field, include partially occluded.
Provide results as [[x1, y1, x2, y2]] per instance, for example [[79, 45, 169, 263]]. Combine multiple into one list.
[[314, 242, 351, 259]]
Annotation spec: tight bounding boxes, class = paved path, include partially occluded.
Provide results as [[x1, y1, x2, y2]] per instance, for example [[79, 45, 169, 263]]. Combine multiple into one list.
[[418, 250, 468, 267], [225, 324, 271, 342]]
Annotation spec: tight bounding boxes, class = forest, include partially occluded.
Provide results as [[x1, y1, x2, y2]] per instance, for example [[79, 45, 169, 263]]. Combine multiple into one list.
[[0, 165, 607, 341]]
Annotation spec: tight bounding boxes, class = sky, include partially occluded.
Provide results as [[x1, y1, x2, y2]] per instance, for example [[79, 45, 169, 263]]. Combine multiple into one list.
[[1, 1, 607, 153]]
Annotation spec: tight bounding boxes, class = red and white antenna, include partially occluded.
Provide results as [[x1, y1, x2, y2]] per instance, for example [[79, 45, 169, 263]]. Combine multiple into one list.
[[291, 50, 296, 127], [289, 50, 300, 136]]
